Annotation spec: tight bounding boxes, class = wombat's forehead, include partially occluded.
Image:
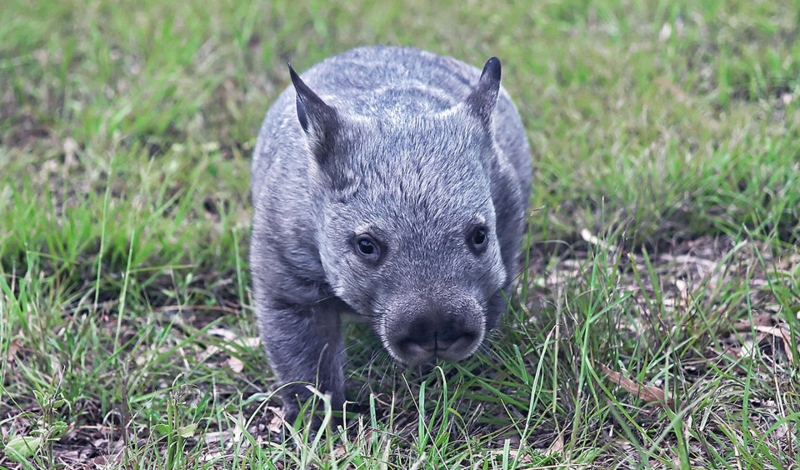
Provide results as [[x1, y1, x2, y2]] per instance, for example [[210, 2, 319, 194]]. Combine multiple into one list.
[[338, 113, 494, 210], [340, 85, 458, 115], [355, 148, 491, 205], [367, 152, 486, 190], [352, 125, 486, 172], [355, 169, 494, 225]]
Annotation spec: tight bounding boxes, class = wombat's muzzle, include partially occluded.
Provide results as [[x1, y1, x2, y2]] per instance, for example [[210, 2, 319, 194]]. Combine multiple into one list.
[[382, 295, 485, 364]]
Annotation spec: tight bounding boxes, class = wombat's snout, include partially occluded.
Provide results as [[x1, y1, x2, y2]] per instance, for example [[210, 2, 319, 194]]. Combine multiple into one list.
[[384, 297, 484, 364]]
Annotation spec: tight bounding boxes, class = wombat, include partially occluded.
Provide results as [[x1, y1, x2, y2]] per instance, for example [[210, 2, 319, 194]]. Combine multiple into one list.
[[250, 46, 532, 424]]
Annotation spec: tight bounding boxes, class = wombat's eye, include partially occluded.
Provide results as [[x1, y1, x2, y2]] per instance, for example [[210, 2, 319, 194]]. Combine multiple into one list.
[[354, 234, 381, 260], [469, 225, 489, 253]]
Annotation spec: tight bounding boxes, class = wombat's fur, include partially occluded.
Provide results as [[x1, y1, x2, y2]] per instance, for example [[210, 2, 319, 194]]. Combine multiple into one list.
[[250, 46, 531, 424]]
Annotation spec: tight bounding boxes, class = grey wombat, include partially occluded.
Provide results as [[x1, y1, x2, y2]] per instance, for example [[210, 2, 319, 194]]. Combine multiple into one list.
[[250, 46, 531, 424]]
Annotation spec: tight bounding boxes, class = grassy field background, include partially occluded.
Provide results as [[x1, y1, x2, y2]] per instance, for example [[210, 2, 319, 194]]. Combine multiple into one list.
[[1, 0, 799, 468]]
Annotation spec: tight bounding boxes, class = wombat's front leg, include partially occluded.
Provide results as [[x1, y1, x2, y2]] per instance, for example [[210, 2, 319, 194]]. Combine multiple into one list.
[[258, 302, 345, 426]]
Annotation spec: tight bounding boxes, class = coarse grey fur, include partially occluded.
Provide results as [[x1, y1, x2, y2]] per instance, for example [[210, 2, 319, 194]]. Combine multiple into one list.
[[250, 46, 532, 424]]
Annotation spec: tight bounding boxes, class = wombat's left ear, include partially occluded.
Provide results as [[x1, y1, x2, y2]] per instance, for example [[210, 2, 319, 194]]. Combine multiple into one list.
[[289, 63, 339, 154], [464, 57, 501, 128]]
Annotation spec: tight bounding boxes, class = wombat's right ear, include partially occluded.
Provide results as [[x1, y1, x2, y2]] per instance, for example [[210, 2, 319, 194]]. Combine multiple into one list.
[[464, 57, 501, 129], [289, 64, 338, 152]]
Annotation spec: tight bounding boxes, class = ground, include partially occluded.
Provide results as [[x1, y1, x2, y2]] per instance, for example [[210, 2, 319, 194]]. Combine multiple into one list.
[[1, 0, 799, 468]]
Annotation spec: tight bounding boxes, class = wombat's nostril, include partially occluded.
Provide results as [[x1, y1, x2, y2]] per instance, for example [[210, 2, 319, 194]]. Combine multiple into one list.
[[435, 331, 476, 352], [399, 337, 436, 354], [394, 327, 480, 364]]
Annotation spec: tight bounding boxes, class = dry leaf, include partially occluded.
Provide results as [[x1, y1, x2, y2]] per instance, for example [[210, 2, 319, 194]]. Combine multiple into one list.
[[241, 337, 261, 348], [227, 357, 244, 373], [6, 339, 20, 364], [581, 228, 619, 252], [90, 450, 124, 467], [546, 432, 565, 455], [208, 327, 238, 342], [201, 334, 261, 367], [753, 325, 795, 365], [732, 314, 774, 331], [267, 406, 285, 434], [203, 431, 230, 445], [599, 363, 673, 409]]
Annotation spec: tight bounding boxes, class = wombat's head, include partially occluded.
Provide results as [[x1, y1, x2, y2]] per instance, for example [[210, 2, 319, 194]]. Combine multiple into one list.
[[290, 58, 508, 365]]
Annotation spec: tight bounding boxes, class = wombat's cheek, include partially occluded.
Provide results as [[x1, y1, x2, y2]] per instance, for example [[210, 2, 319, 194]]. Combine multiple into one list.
[[379, 298, 486, 365]]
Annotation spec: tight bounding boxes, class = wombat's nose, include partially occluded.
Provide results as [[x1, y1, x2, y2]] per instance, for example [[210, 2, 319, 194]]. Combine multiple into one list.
[[393, 316, 481, 363]]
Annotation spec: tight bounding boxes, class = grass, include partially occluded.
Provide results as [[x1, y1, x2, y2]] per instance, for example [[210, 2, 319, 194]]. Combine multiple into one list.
[[1, 0, 799, 468]]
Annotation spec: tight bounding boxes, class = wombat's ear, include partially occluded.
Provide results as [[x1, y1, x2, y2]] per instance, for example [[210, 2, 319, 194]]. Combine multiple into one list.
[[289, 63, 338, 150], [464, 57, 501, 128]]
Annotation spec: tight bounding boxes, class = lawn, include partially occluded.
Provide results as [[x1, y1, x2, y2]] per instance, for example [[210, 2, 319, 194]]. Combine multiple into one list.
[[1, 0, 799, 468]]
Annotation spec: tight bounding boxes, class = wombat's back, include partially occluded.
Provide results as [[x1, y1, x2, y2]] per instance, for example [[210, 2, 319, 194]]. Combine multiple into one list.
[[251, 46, 531, 198]]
